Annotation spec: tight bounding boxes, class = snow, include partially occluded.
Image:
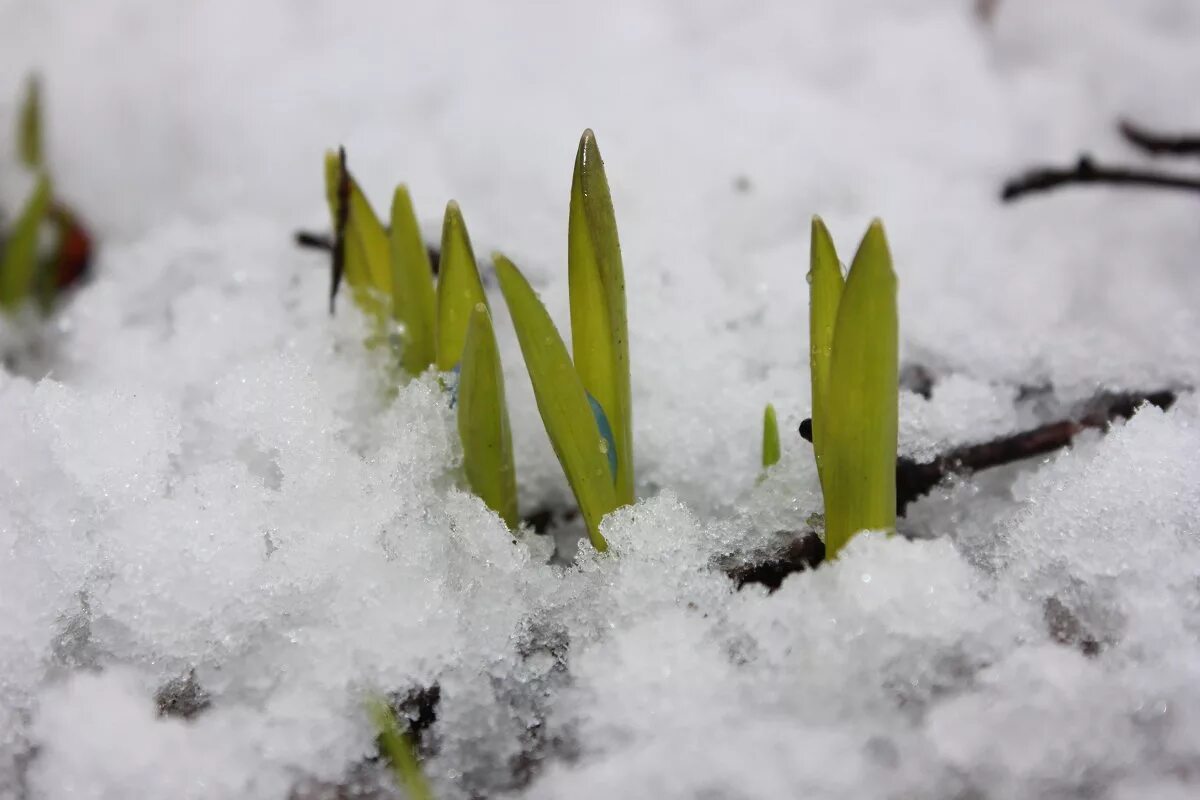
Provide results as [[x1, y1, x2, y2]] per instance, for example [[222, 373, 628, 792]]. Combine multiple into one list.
[[2, 0, 1200, 798]]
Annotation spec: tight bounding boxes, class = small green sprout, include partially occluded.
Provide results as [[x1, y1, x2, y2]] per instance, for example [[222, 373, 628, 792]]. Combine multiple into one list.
[[2, 77, 89, 313], [457, 304, 519, 528], [492, 130, 635, 552], [18, 75, 42, 170], [494, 253, 618, 552], [435, 201, 488, 372], [0, 175, 51, 310], [320, 156, 517, 527], [438, 205, 517, 527], [323, 150, 389, 321], [761, 403, 781, 470], [389, 186, 437, 374], [808, 217, 898, 558], [367, 697, 433, 800], [568, 130, 634, 506]]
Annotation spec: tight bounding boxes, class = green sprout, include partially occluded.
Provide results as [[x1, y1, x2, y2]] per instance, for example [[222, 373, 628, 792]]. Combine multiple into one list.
[[492, 130, 634, 552], [321, 155, 517, 528], [440, 206, 518, 529], [389, 185, 437, 374], [761, 403, 781, 470], [808, 217, 898, 558], [568, 130, 634, 507], [0, 175, 51, 310], [18, 75, 42, 170], [494, 254, 617, 552], [367, 697, 433, 800], [2, 75, 90, 313]]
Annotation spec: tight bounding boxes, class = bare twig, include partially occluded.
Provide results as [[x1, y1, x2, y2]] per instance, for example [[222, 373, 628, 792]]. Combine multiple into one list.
[[295, 231, 333, 251], [894, 389, 1177, 511], [1002, 155, 1200, 202], [1119, 119, 1200, 157]]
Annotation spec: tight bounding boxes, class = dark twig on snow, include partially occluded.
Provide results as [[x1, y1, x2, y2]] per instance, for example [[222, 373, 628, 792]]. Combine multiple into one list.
[[295, 230, 333, 251], [744, 390, 1179, 593], [1119, 119, 1200, 157], [1001, 155, 1200, 202], [725, 532, 825, 591], [894, 389, 1177, 512]]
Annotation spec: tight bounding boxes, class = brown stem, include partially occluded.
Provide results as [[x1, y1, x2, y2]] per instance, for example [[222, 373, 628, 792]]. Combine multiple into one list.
[[1002, 155, 1200, 202], [895, 389, 1177, 512], [1119, 119, 1200, 157]]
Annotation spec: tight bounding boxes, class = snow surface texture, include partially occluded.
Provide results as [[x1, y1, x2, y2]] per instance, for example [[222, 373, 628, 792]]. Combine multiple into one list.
[[2, 0, 1200, 798]]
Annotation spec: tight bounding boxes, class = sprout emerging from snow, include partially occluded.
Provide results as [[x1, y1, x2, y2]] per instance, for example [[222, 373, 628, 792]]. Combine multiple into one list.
[[494, 130, 634, 552], [321, 153, 518, 528], [761, 402, 780, 471], [1, 76, 91, 313], [808, 217, 899, 558]]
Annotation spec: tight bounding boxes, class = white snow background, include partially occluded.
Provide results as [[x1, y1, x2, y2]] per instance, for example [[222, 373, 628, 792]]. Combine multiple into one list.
[[2, 0, 1200, 798]]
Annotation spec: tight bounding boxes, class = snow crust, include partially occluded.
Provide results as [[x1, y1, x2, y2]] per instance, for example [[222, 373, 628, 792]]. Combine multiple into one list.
[[2, 0, 1200, 797]]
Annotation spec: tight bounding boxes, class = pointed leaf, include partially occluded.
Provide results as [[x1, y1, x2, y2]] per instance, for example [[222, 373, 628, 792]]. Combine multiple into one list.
[[323, 149, 387, 318], [0, 175, 51, 309], [808, 215, 843, 481], [348, 177, 391, 295], [436, 201, 488, 371], [568, 129, 633, 506], [390, 185, 438, 374], [458, 305, 519, 528], [762, 403, 781, 469], [18, 76, 42, 170], [493, 253, 616, 551], [822, 220, 898, 558]]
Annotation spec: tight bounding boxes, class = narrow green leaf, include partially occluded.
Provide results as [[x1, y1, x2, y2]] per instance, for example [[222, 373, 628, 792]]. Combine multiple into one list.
[[568, 129, 633, 506], [493, 253, 616, 552], [367, 698, 433, 800], [808, 215, 844, 483], [458, 305, 518, 528], [323, 149, 388, 318], [349, 179, 391, 296], [18, 76, 42, 169], [390, 185, 438, 374], [436, 201, 488, 372], [762, 403, 781, 469], [821, 220, 898, 558], [0, 175, 51, 309]]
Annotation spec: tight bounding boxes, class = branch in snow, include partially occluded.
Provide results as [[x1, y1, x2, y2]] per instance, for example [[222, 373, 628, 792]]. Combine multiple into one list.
[[1119, 119, 1200, 157], [1001, 155, 1200, 202]]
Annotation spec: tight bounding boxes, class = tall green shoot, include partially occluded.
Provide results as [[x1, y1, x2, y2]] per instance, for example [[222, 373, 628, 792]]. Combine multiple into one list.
[[568, 130, 633, 506], [494, 254, 617, 551], [808, 218, 898, 558]]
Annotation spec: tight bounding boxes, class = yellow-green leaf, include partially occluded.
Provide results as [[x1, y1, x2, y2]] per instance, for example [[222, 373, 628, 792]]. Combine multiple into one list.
[[348, 177, 391, 297], [18, 76, 42, 170], [367, 697, 433, 800], [458, 305, 518, 528], [436, 201, 488, 372], [762, 403, 781, 469], [494, 253, 616, 551], [390, 185, 438, 374], [0, 175, 51, 310], [808, 215, 843, 482], [568, 129, 633, 506], [323, 149, 387, 318], [821, 220, 898, 558]]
